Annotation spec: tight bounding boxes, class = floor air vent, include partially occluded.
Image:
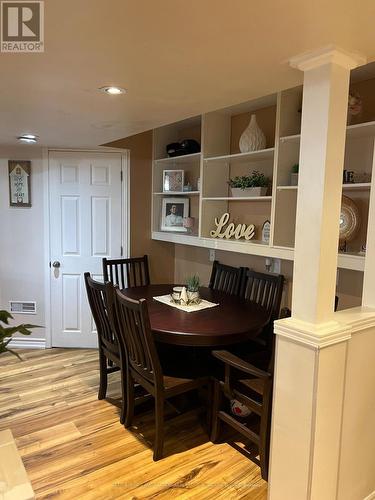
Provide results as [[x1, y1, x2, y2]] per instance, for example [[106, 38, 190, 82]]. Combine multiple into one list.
[[9, 301, 37, 314]]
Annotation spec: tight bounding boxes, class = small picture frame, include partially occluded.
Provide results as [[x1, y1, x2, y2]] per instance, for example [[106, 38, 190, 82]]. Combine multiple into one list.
[[9, 160, 31, 207], [161, 197, 189, 232], [163, 169, 184, 193], [262, 220, 271, 243]]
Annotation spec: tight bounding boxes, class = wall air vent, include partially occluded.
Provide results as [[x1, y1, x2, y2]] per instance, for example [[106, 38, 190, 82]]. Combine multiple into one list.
[[9, 301, 37, 314]]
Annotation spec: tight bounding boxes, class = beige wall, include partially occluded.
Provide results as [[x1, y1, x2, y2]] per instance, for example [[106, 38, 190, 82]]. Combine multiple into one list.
[[174, 245, 294, 308], [105, 131, 175, 284]]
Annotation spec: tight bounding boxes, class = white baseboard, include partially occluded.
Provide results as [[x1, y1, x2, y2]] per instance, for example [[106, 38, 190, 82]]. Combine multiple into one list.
[[8, 337, 46, 349], [364, 491, 375, 500]]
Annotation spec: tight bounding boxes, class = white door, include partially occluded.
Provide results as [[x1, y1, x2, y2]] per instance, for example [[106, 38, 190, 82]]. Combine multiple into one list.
[[49, 151, 124, 348]]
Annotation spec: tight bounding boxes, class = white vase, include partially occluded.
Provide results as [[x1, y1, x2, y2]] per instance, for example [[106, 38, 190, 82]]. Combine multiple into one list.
[[239, 114, 266, 153]]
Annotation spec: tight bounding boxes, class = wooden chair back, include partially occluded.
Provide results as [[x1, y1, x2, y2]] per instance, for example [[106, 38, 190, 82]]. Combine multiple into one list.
[[240, 270, 284, 347], [103, 255, 150, 289], [209, 260, 245, 295], [84, 272, 118, 358], [240, 270, 284, 321], [113, 288, 162, 388]]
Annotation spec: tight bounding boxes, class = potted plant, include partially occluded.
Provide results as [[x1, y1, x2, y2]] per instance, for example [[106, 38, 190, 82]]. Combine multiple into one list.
[[290, 163, 299, 186], [186, 275, 201, 304], [228, 170, 269, 197], [0, 310, 39, 359]]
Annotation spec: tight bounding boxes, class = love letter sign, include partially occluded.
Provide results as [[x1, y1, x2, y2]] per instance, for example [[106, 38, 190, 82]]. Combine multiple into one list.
[[210, 213, 255, 241]]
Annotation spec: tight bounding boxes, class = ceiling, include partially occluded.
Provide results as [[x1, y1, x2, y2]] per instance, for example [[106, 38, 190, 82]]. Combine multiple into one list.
[[1, 0, 375, 148]]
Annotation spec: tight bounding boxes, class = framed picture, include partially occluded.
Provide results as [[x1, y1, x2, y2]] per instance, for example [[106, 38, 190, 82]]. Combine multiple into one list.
[[8, 160, 31, 207], [161, 197, 189, 232], [163, 169, 184, 193]]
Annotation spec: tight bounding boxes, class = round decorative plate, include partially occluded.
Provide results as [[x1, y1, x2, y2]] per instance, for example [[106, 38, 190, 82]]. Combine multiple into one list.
[[340, 195, 360, 242]]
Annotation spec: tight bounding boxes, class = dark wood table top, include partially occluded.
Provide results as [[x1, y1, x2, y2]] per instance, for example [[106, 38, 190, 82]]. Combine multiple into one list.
[[121, 284, 269, 347]]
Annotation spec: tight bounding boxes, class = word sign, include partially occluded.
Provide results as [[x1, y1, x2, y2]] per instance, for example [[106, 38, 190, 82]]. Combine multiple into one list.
[[210, 213, 255, 241]]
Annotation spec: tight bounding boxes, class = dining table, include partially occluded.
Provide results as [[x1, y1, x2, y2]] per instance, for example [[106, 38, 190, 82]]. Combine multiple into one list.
[[120, 284, 269, 347]]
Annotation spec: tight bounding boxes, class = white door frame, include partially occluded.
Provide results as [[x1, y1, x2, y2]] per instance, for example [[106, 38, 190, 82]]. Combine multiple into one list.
[[42, 147, 130, 348]]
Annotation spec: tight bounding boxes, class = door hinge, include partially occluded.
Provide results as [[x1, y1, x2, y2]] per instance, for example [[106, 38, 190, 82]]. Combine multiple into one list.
[[120, 245, 123, 256], [120, 170, 123, 182]]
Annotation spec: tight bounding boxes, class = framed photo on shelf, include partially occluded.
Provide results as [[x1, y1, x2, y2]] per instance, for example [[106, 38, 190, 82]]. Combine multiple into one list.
[[163, 169, 184, 193], [161, 197, 189, 232]]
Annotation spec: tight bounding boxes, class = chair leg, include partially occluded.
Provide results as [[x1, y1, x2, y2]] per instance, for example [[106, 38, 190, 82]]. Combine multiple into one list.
[[119, 369, 126, 425], [124, 373, 134, 428], [153, 395, 165, 461], [98, 350, 108, 400], [210, 379, 221, 443]]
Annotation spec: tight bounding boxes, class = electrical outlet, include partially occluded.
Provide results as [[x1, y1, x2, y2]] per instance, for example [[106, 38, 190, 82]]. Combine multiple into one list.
[[209, 249, 216, 262], [272, 258, 281, 274]]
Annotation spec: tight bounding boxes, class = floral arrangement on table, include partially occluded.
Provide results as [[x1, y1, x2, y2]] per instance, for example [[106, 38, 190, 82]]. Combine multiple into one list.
[[0, 310, 39, 359]]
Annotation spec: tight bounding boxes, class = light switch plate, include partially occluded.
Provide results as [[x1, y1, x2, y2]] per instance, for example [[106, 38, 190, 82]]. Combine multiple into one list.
[[209, 249, 216, 262]]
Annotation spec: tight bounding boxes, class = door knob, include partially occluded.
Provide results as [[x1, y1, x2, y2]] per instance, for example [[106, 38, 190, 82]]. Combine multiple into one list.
[[52, 261, 61, 268]]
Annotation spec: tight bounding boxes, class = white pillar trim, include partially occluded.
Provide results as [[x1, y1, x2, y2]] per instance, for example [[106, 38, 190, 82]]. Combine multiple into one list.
[[290, 45, 366, 72], [274, 318, 351, 350]]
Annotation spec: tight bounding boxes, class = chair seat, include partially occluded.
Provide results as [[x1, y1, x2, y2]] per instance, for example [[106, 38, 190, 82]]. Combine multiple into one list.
[[163, 374, 196, 389], [239, 378, 265, 396]]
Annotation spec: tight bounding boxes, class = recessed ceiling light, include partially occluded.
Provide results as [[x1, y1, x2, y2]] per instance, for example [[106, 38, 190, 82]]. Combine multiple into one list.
[[99, 86, 127, 95], [18, 134, 38, 143]]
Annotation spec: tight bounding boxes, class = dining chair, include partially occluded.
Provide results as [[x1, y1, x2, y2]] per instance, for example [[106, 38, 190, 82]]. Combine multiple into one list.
[[239, 270, 284, 348], [210, 347, 274, 480], [109, 286, 210, 461], [209, 260, 245, 295], [102, 255, 150, 289], [84, 273, 126, 424]]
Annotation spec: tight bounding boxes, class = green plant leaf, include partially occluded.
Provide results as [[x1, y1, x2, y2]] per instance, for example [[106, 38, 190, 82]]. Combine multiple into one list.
[[0, 310, 13, 325]]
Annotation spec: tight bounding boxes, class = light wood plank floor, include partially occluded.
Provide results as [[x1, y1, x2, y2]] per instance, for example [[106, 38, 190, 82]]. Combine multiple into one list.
[[0, 348, 267, 499]]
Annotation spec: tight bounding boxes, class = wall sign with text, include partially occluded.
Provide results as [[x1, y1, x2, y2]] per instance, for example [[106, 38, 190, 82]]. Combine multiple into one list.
[[9, 160, 31, 207], [210, 213, 255, 241]]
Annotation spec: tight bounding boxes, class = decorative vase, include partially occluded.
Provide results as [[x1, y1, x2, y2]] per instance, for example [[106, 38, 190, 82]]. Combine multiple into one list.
[[239, 114, 266, 153], [187, 290, 200, 304]]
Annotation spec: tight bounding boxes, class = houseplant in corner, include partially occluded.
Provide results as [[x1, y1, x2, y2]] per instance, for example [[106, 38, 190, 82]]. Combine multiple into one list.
[[228, 170, 270, 197], [0, 310, 39, 359]]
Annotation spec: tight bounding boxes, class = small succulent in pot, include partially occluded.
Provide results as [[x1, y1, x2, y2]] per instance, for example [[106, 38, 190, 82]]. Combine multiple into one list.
[[186, 274, 200, 292], [185, 275, 201, 304]]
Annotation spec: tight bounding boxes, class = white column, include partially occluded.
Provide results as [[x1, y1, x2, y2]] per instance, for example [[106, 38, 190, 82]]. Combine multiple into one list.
[[268, 47, 366, 500]]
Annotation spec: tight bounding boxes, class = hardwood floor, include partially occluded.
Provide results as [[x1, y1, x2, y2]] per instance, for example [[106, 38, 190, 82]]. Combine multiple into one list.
[[0, 348, 267, 499]]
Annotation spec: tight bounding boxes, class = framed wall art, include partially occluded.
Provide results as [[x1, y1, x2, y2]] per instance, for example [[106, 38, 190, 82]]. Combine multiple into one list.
[[9, 160, 31, 207], [161, 197, 189, 232]]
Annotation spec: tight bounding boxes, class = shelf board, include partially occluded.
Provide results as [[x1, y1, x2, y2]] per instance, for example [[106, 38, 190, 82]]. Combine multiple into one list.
[[153, 191, 200, 196], [346, 120, 375, 138], [337, 252, 365, 271], [342, 183, 371, 190], [277, 183, 371, 192], [204, 148, 275, 163], [154, 152, 201, 164], [278, 121, 375, 142], [279, 134, 301, 143], [277, 185, 298, 191], [202, 196, 272, 201], [151, 232, 365, 271]]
